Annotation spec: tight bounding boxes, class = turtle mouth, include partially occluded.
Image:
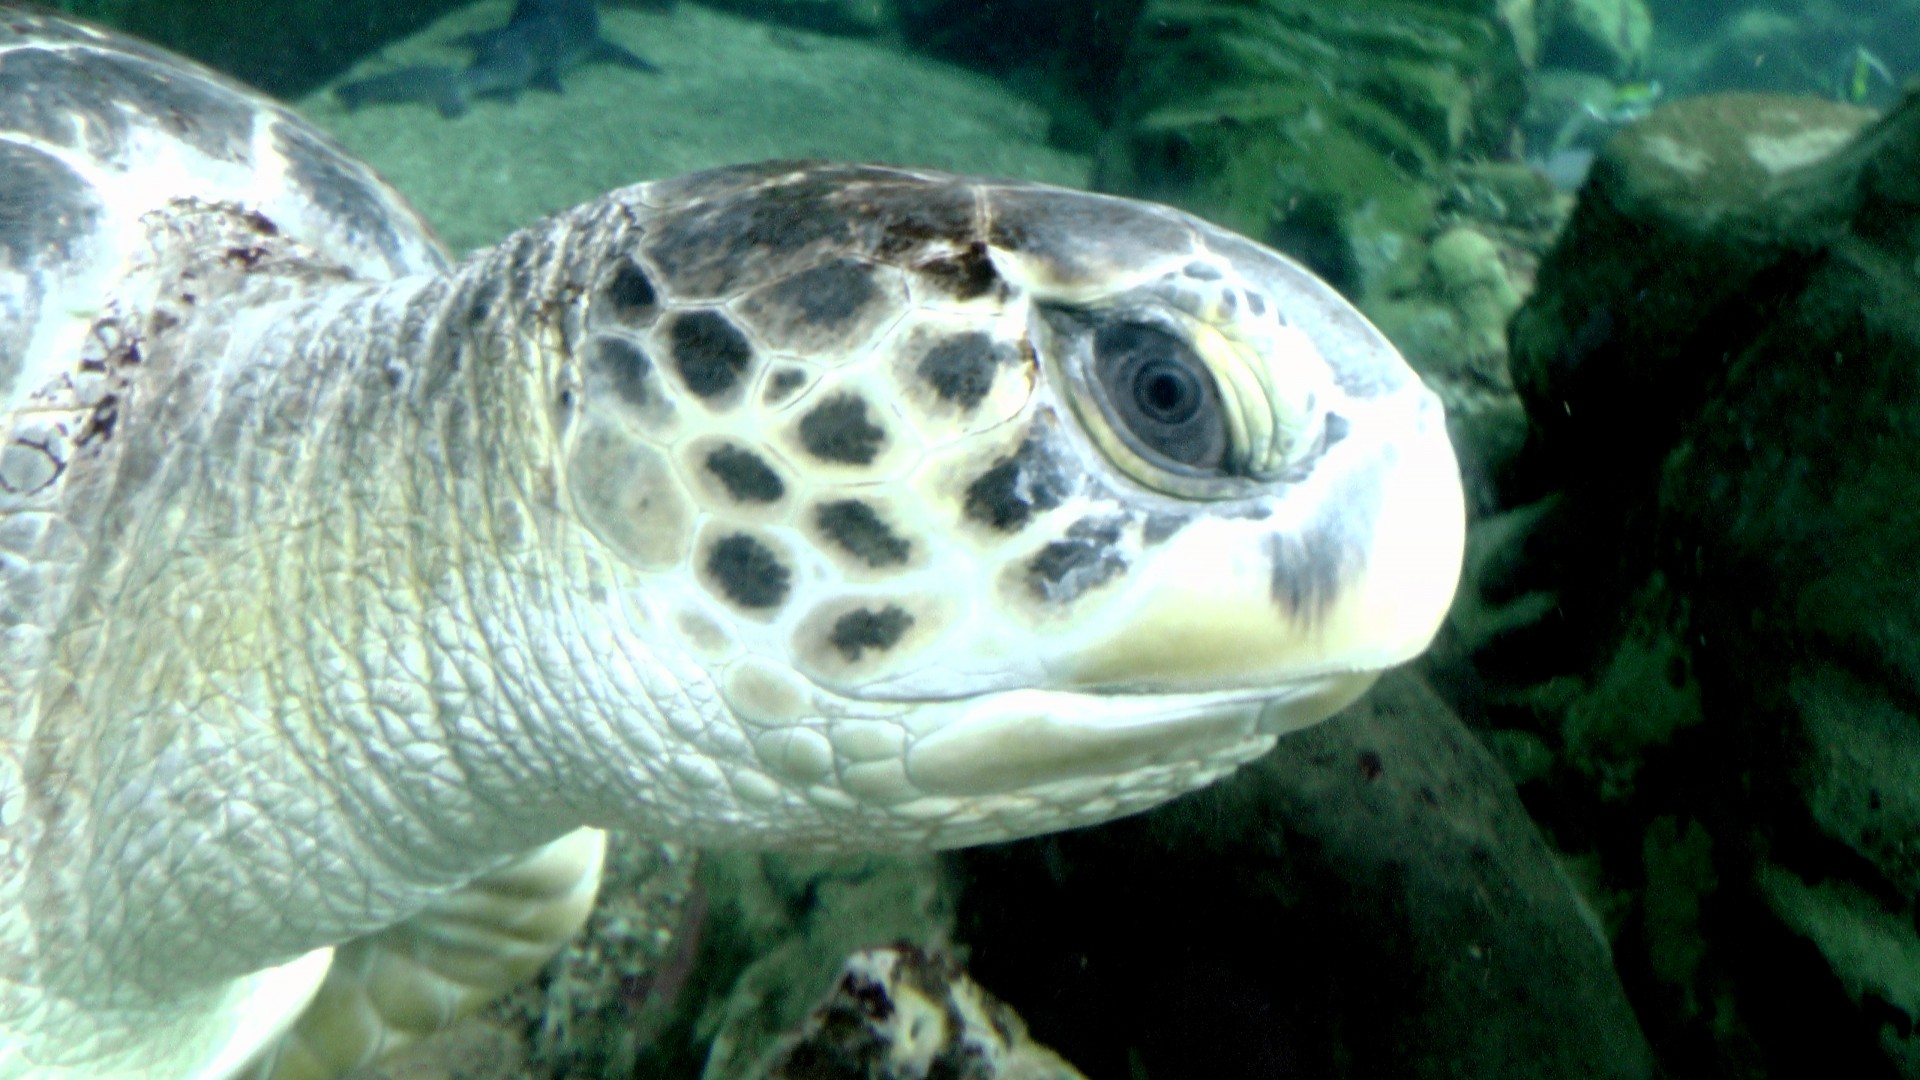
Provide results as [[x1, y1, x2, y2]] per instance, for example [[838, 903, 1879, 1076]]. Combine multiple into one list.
[[898, 673, 1374, 798]]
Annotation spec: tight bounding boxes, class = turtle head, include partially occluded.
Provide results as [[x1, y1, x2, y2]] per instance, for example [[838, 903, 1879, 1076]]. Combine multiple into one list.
[[554, 163, 1463, 848]]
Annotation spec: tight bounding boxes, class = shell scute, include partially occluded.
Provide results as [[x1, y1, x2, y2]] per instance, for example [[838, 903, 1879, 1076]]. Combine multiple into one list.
[[639, 166, 981, 301], [0, 26, 447, 419], [0, 44, 255, 165]]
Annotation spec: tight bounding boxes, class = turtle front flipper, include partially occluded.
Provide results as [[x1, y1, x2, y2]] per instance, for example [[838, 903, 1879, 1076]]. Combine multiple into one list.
[[252, 828, 608, 1080]]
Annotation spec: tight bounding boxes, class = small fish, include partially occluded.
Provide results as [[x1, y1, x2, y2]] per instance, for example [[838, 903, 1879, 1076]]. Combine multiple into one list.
[[1582, 79, 1662, 126], [337, 0, 657, 118], [1837, 45, 1894, 105]]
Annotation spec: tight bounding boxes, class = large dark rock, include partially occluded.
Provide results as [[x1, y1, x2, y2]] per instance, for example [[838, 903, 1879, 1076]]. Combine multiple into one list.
[[952, 670, 1657, 1080], [1494, 90, 1920, 1078], [1511, 92, 1876, 481]]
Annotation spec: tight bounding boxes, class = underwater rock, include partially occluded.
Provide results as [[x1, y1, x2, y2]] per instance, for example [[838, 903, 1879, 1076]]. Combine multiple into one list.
[[1425, 226, 1525, 357], [764, 944, 1089, 1080], [1511, 92, 1874, 463], [951, 669, 1658, 1080], [689, 852, 956, 1080], [1494, 89, 1920, 1077]]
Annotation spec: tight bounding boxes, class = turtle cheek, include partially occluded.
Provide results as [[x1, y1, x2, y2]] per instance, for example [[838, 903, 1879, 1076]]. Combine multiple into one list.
[[1045, 517, 1338, 693]]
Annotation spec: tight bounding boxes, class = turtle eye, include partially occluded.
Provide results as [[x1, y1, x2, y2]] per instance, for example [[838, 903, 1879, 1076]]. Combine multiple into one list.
[[1093, 321, 1226, 471]]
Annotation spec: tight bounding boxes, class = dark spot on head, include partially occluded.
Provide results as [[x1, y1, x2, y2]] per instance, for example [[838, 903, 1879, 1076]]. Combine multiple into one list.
[[869, 184, 981, 260], [706, 533, 790, 609], [1323, 412, 1349, 447], [736, 257, 902, 355], [643, 165, 978, 297], [962, 436, 1072, 532], [705, 445, 785, 503], [589, 336, 653, 408], [966, 461, 1033, 532], [830, 605, 914, 661], [597, 258, 658, 326], [1244, 290, 1267, 317], [1267, 526, 1353, 620], [1183, 261, 1223, 280], [765, 367, 809, 404], [1142, 512, 1190, 545], [1067, 516, 1124, 545], [816, 500, 910, 567], [916, 332, 1006, 410], [668, 310, 754, 399], [1027, 520, 1127, 602], [77, 391, 119, 445], [1028, 540, 1113, 588], [643, 169, 854, 297], [914, 241, 1001, 300], [798, 393, 886, 465], [762, 258, 877, 328]]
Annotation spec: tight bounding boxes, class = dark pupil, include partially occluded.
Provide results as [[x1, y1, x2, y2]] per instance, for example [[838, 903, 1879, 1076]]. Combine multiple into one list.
[[1134, 362, 1200, 424]]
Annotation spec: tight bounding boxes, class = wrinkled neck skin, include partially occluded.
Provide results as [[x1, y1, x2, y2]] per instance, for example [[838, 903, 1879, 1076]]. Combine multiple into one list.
[[32, 207, 707, 1005]]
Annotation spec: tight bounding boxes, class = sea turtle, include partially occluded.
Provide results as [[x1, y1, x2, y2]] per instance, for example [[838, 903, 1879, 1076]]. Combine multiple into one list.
[[0, 9, 1464, 1080]]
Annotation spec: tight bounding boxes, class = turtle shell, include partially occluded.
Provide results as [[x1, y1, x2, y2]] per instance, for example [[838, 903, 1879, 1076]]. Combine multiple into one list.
[[0, 9, 447, 413]]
